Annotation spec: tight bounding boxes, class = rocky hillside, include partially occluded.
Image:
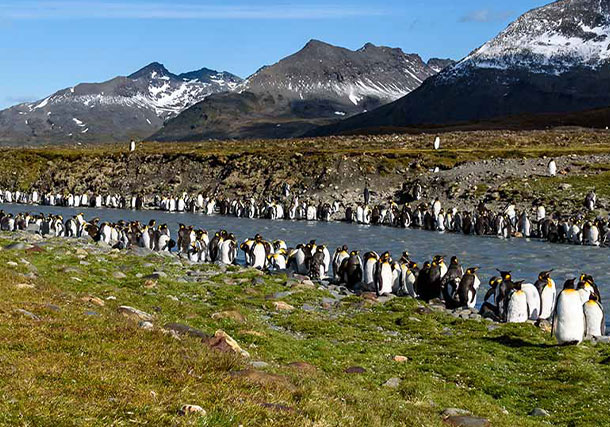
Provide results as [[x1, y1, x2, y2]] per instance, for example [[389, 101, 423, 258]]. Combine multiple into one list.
[[152, 40, 447, 141], [315, 0, 610, 135], [0, 63, 242, 145]]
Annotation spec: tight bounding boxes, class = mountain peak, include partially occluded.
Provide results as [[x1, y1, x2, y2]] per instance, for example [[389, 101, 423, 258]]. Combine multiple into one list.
[[129, 62, 174, 79]]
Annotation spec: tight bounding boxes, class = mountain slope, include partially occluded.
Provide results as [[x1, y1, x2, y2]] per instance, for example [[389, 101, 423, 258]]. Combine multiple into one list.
[[0, 63, 242, 145], [314, 0, 610, 135], [152, 40, 446, 141]]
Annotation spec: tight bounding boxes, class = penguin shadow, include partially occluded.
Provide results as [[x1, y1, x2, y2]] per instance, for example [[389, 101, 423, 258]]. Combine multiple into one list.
[[484, 334, 556, 349]]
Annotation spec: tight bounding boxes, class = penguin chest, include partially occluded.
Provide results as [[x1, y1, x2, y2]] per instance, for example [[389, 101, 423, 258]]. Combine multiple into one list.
[[584, 302, 604, 337], [507, 292, 528, 323], [539, 286, 556, 319], [364, 260, 376, 284], [379, 264, 393, 294], [554, 292, 585, 344], [253, 245, 267, 268]]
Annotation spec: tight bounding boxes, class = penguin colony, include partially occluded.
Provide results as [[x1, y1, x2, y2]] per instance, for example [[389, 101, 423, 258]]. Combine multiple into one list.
[[0, 187, 605, 247], [0, 209, 604, 345]]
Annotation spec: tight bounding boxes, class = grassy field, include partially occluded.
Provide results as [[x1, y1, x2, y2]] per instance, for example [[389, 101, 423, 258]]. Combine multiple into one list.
[[0, 232, 608, 426]]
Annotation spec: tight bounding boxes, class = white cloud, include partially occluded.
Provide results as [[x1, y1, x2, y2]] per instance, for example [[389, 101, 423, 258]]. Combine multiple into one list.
[[0, 1, 388, 20], [459, 9, 514, 23]]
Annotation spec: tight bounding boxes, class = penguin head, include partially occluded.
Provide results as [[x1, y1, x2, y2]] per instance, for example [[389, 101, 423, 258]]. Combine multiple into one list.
[[450, 256, 459, 265], [497, 270, 512, 281], [589, 292, 600, 303], [489, 277, 502, 287], [538, 270, 553, 281], [563, 279, 577, 290], [350, 250, 359, 256], [466, 267, 480, 275]]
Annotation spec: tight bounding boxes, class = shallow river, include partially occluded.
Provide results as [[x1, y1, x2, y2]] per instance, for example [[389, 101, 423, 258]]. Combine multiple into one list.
[[1, 203, 609, 306]]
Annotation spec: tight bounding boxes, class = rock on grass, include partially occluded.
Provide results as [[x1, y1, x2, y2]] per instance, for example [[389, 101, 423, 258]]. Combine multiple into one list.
[[178, 404, 206, 416], [117, 306, 153, 322], [205, 330, 250, 358]]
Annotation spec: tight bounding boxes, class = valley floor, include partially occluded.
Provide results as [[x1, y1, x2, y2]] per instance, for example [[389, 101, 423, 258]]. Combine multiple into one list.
[[0, 231, 609, 426]]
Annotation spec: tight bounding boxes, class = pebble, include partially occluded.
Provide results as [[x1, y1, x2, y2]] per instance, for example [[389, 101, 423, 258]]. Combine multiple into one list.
[[272, 301, 295, 311], [15, 309, 39, 320], [393, 355, 408, 363], [6, 261, 18, 267], [112, 271, 127, 279], [250, 361, 270, 369], [344, 366, 366, 374], [178, 405, 206, 416], [383, 377, 401, 388], [117, 306, 153, 322], [529, 408, 550, 417], [139, 321, 154, 330], [442, 408, 471, 417], [4, 242, 26, 250], [84, 311, 99, 316]]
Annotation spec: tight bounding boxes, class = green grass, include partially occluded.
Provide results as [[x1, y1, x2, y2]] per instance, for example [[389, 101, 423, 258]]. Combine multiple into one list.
[[0, 234, 608, 425]]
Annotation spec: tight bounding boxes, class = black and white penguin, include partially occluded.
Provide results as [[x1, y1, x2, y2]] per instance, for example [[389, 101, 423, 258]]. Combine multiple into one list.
[[441, 256, 463, 305], [496, 270, 516, 321], [548, 159, 557, 177], [374, 252, 394, 296], [535, 271, 556, 320], [309, 247, 327, 280], [339, 250, 362, 290], [506, 282, 529, 323], [521, 282, 541, 320], [584, 293, 605, 337], [363, 252, 379, 289], [332, 245, 349, 282], [553, 279, 586, 345], [456, 267, 480, 309], [416, 259, 442, 302], [249, 234, 270, 269]]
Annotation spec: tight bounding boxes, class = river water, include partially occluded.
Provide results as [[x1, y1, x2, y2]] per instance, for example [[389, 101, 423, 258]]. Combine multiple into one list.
[[1, 203, 609, 306]]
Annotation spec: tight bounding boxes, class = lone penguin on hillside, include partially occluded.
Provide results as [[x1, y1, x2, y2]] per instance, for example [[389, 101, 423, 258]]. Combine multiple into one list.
[[433, 136, 440, 150], [548, 159, 557, 177], [129, 139, 136, 152]]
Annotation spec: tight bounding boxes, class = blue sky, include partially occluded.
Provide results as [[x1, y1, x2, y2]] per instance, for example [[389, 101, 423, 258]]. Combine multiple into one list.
[[0, 0, 550, 108]]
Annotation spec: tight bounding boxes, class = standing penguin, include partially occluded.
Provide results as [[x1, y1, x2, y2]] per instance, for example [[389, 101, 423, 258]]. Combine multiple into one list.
[[456, 267, 480, 309], [535, 271, 556, 320], [129, 139, 136, 152], [548, 159, 557, 177], [332, 245, 349, 282], [249, 234, 270, 269], [433, 136, 440, 150], [520, 282, 541, 320], [553, 279, 586, 345], [363, 252, 379, 290], [309, 247, 327, 280], [584, 293, 605, 337], [506, 282, 529, 323], [339, 250, 363, 290], [375, 252, 394, 296]]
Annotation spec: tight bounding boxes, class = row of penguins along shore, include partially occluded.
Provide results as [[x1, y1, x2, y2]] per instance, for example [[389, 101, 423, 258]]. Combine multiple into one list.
[[0, 187, 605, 247], [0, 209, 605, 345]]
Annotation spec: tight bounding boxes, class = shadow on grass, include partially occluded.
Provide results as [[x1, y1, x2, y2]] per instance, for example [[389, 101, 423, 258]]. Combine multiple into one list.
[[485, 334, 556, 349]]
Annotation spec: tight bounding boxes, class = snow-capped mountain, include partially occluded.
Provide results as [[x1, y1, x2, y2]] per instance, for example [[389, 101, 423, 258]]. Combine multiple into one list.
[[153, 40, 448, 141], [315, 0, 610, 135], [452, 0, 610, 74], [0, 62, 242, 144]]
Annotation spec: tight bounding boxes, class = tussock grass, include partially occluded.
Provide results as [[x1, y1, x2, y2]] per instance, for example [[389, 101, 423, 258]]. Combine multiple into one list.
[[0, 235, 607, 425]]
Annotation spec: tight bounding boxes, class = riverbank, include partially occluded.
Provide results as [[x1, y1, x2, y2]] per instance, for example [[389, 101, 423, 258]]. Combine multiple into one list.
[[3, 129, 610, 216], [1, 231, 609, 425]]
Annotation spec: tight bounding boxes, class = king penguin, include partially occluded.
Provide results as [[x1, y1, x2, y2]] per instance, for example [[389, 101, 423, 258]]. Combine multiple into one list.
[[553, 279, 586, 345]]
